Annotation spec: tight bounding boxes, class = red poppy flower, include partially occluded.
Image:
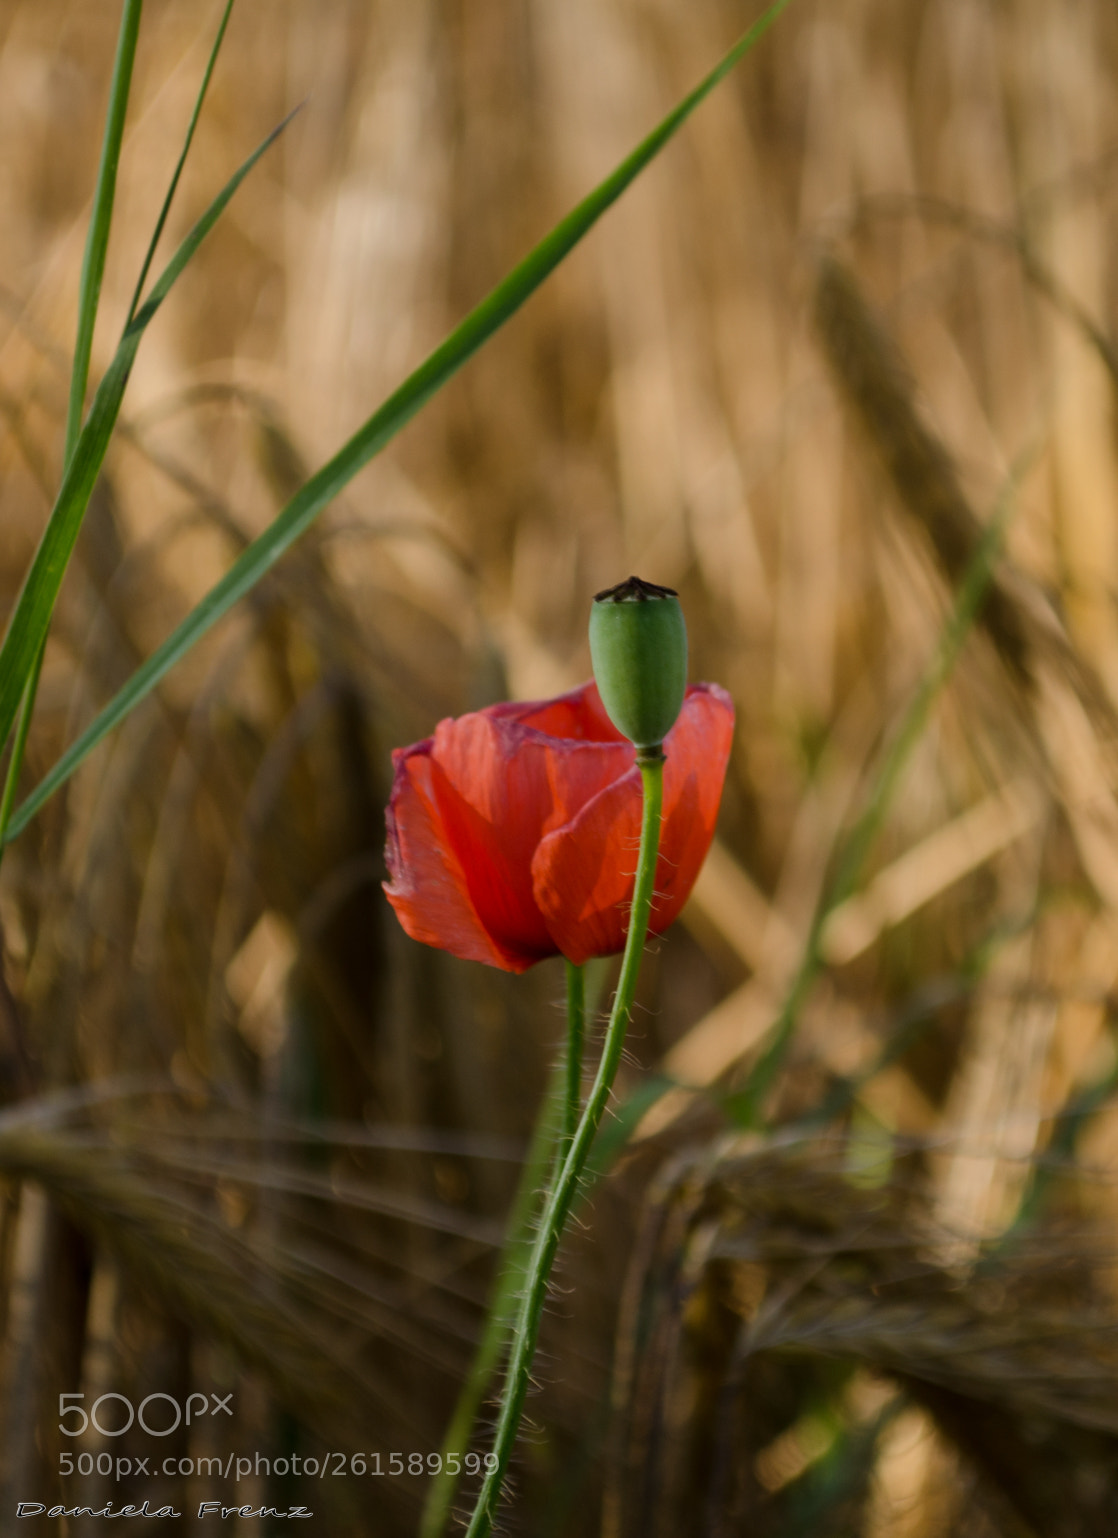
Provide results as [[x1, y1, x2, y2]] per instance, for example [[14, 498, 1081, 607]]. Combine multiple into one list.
[[383, 680, 733, 973]]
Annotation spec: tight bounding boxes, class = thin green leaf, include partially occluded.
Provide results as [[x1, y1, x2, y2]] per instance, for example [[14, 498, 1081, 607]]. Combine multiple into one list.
[[66, 0, 143, 463], [0, 110, 296, 766], [727, 436, 1044, 1130], [6, 0, 793, 842], [0, 655, 42, 847], [127, 0, 236, 324], [0, 0, 240, 866], [0, 0, 142, 865]]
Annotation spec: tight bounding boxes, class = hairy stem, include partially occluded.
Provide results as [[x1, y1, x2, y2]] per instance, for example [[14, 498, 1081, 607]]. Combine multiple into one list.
[[419, 963, 586, 1538], [561, 958, 586, 1158], [464, 754, 664, 1538]]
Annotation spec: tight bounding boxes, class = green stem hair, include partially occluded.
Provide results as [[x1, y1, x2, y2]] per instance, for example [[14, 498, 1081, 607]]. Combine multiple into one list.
[[464, 756, 664, 1538], [419, 961, 587, 1538]]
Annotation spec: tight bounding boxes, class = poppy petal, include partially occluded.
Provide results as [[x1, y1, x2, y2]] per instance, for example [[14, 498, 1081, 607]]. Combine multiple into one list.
[[383, 741, 532, 972], [531, 684, 733, 964], [423, 707, 634, 962], [531, 768, 643, 963], [651, 680, 735, 923], [503, 681, 627, 743]]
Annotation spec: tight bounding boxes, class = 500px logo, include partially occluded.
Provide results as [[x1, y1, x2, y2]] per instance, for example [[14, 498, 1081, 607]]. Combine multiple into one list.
[[59, 1392, 233, 1438]]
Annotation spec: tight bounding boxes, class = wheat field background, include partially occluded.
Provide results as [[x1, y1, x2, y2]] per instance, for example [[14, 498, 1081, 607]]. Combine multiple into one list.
[[3, 1, 1118, 1534]]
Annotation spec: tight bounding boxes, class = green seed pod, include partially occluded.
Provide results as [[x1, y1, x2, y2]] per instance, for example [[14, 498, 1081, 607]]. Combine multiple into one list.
[[589, 576, 688, 752]]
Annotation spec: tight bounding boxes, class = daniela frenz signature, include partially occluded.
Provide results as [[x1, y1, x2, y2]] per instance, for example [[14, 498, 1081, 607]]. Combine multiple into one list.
[[16, 1501, 313, 1519]]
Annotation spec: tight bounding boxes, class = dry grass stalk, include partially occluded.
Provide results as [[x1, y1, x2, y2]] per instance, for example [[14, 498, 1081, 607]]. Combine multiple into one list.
[[608, 1141, 1118, 1538]]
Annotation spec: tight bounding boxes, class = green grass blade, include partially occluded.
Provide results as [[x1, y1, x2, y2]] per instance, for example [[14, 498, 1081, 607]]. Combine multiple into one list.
[[127, 0, 236, 324], [0, 0, 142, 864], [0, 655, 42, 847], [0, 111, 295, 765], [0, 0, 240, 864], [5, 0, 793, 842], [66, 0, 143, 463], [726, 436, 1044, 1129]]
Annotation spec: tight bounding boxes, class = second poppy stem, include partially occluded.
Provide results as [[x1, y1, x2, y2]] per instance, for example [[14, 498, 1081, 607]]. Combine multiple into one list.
[[421, 961, 588, 1538], [464, 752, 664, 1538], [561, 959, 586, 1158]]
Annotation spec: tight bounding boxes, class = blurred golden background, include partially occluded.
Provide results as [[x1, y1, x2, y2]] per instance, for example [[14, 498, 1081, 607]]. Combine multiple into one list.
[[4, 0, 1118, 1533]]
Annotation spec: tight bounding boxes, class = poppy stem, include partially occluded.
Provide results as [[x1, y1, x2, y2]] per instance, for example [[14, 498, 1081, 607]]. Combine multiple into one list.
[[464, 756, 664, 1538], [419, 1054, 569, 1538], [561, 960, 586, 1158]]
